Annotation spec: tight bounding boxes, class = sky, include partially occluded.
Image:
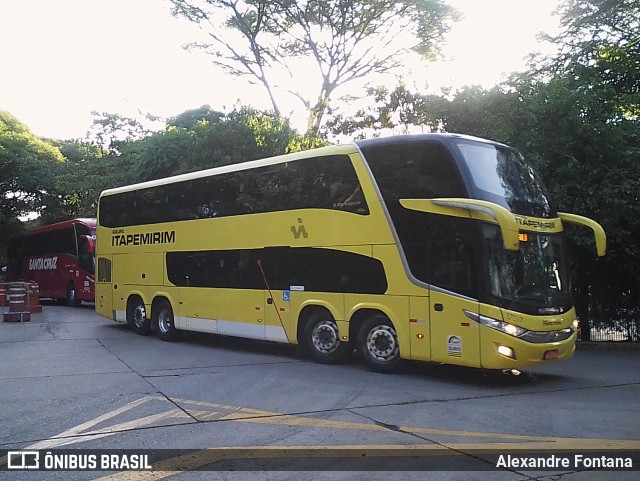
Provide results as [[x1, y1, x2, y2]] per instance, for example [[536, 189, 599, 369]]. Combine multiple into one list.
[[0, 0, 563, 140]]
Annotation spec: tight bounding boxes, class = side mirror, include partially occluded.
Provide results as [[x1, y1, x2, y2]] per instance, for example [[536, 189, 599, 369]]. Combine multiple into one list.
[[400, 198, 521, 251], [80, 235, 95, 255], [558, 212, 607, 257]]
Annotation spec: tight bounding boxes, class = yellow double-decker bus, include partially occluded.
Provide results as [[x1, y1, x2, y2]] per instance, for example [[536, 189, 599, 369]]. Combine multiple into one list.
[[95, 134, 606, 373]]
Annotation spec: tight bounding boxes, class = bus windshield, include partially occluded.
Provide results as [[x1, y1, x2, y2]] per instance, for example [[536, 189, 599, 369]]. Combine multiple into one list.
[[456, 140, 554, 218], [483, 224, 572, 315]]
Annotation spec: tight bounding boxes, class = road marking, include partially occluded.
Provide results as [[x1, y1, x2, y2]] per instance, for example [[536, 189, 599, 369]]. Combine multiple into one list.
[[93, 440, 640, 481], [6, 394, 639, 479], [95, 445, 460, 480], [20, 396, 180, 450]]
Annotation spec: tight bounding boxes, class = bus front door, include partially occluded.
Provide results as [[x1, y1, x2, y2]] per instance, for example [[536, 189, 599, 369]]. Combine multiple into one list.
[[263, 290, 291, 343], [429, 290, 481, 368]]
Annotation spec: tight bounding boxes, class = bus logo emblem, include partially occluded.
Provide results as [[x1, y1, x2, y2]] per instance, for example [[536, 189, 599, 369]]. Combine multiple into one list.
[[291, 218, 308, 239]]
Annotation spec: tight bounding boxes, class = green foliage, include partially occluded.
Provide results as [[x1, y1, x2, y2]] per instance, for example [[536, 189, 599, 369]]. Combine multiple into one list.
[[0, 111, 67, 265], [0, 111, 65, 223], [86, 111, 156, 155], [133, 106, 313, 181], [50, 139, 137, 220], [549, 0, 640, 103]]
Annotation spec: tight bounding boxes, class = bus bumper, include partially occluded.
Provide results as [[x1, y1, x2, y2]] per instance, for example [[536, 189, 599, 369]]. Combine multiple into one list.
[[480, 328, 577, 370]]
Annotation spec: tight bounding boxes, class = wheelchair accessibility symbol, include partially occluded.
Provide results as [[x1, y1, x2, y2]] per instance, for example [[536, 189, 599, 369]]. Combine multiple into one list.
[[282, 291, 290, 302]]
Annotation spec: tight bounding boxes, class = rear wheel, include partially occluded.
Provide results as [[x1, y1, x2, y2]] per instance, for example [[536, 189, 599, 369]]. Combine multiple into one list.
[[154, 299, 179, 342], [127, 296, 151, 335], [358, 315, 402, 373], [302, 311, 351, 364]]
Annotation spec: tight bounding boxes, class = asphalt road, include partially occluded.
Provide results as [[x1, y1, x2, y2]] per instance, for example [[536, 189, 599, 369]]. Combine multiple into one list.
[[1, 303, 639, 480]]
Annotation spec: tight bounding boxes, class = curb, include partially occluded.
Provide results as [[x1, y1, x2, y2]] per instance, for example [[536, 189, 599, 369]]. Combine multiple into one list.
[[576, 341, 640, 351]]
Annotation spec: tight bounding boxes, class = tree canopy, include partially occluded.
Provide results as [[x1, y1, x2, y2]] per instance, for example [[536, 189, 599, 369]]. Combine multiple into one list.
[[169, 0, 458, 133], [0, 111, 65, 225]]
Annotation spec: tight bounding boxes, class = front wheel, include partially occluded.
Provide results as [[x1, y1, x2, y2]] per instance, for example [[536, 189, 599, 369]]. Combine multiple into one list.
[[127, 296, 151, 335], [301, 311, 351, 364], [358, 315, 402, 373], [154, 299, 179, 342]]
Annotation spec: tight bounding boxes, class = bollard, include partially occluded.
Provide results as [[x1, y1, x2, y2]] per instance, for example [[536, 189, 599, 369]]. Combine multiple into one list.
[[0, 283, 7, 307], [27, 282, 42, 313], [3, 282, 31, 322]]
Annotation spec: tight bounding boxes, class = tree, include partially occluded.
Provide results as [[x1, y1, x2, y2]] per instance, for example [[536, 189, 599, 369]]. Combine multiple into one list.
[[85, 111, 157, 156], [49, 139, 137, 221], [133, 106, 311, 181], [545, 0, 640, 108], [170, 0, 457, 133], [0, 111, 66, 224], [0, 111, 67, 265]]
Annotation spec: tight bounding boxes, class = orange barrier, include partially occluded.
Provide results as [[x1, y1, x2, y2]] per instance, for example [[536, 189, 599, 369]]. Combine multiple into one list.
[[3, 282, 31, 322]]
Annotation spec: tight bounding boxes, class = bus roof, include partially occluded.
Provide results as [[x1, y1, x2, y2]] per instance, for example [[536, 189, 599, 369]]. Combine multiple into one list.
[[354, 132, 502, 149], [11, 218, 96, 238], [98, 133, 505, 198], [99, 143, 360, 197]]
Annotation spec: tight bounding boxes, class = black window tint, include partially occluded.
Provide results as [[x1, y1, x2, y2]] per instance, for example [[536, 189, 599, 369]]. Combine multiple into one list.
[[11, 228, 77, 258], [99, 155, 369, 228], [78, 237, 95, 274], [97, 257, 112, 283], [362, 141, 478, 298], [166, 250, 262, 289], [362, 141, 466, 201], [166, 248, 387, 294]]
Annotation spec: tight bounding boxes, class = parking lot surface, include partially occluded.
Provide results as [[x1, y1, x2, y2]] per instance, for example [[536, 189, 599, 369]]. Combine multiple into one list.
[[1, 304, 639, 480]]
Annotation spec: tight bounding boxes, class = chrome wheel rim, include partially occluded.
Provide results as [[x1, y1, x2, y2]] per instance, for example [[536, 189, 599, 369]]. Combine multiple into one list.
[[158, 308, 173, 333], [366, 325, 399, 361], [311, 320, 340, 354], [133, 304, 146, 328]]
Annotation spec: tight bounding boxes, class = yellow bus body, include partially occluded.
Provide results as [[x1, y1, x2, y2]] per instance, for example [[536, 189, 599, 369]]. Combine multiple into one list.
[[95, 135, 604, 372]]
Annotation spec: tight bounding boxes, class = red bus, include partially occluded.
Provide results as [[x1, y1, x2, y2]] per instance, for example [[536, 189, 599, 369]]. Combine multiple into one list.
[[6, 218, 96, 306]]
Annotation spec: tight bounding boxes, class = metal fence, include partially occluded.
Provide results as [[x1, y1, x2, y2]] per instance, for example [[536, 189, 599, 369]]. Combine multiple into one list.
[[588, 325, 640, 342]]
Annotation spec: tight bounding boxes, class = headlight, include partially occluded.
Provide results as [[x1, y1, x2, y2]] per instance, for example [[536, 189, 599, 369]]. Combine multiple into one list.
[[463, 310, 528, 337]]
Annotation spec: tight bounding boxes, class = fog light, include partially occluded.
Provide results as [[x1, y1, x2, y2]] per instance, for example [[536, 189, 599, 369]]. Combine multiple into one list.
[[497, 345, 516, 359]]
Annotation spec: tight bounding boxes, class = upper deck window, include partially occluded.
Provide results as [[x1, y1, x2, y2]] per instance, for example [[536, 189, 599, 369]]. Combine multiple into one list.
[[456, 140, 554, 218], [99, 154, 369, 228], [361, 140, 466, 201]]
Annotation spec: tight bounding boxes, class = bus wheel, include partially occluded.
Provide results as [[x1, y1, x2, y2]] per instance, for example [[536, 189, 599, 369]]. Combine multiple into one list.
[[302, 311, 351, 364], [127, 296, 151, 335], [358, 315, 402, 373], [154, 299, 179, 342], [67, 282, 81, 307]]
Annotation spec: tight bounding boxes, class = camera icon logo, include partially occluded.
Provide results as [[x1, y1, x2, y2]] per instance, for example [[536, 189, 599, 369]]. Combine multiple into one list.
[[7, 451, 40, 469]]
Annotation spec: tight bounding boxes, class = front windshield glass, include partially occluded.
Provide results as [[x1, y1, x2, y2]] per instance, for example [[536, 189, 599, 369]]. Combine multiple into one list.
[[457, 140, 554, 218], [483, 225, 572, 315]]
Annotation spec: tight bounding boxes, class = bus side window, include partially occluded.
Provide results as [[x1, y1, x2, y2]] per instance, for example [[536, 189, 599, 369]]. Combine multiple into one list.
[[78, 236, 95, 274]]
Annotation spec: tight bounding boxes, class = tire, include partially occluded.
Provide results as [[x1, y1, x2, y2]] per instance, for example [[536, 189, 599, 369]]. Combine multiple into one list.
[[358, 315, 402, 373], [127, 296, 151, 335], [154, 299, 179, 342], [302, 311, 351, 364], [67, 282, 81, 307]]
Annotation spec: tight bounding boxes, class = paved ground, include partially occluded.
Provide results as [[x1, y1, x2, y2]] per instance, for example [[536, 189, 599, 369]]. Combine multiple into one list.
[[0, 303, 639, 480]]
